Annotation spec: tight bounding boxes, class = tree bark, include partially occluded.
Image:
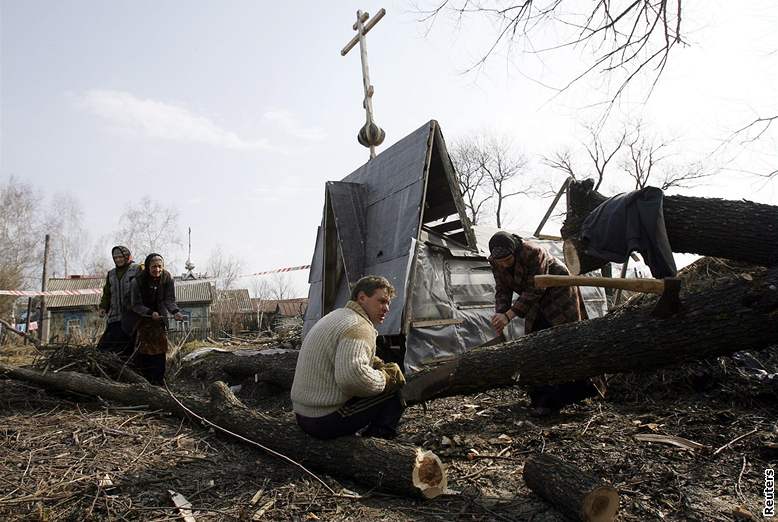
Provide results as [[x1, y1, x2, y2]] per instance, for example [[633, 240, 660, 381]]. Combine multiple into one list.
[[176, 349, 298, 389], [560, 179, 778, 273], [0, 364, 446, 499], [523, 453, 619, 522], [402, 269, 778, 403]]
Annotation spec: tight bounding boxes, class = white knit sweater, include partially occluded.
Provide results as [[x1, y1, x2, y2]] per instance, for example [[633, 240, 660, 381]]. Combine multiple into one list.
[[291, 301, 387, 417]]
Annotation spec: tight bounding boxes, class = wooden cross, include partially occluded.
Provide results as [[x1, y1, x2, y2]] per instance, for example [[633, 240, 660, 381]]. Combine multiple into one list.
[[341, 8, 386, 159]]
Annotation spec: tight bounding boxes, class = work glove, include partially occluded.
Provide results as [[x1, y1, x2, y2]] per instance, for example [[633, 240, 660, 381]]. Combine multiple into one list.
[[381, 362, 406, 392], [371, 356, 385, 369]]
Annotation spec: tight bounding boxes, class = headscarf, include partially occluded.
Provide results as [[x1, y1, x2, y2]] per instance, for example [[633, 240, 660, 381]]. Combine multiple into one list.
[[111, 245, 132, 262], [143, 253, 164, 273], [136, 253, 169, 309], [488, 232, 522, 260]]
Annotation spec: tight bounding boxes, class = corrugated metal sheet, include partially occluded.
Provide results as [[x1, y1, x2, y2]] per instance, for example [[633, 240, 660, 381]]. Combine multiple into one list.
[[175, 281, 215, 305], [45, 277, 103, 309], [212, 289, 253, 314]]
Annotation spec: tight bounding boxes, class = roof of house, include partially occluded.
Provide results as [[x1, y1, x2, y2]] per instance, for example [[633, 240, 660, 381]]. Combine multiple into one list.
[[252, 297, 308, 316], [212, 288, 253, 314], [45, 276, 103, 308], [175, 281, 216, 305], [45, 277, 215, 309]]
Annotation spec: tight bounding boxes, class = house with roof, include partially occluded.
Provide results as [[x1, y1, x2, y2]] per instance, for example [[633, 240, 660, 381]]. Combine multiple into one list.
[[45, 276, 216, 344], [45, 276, 104, 345], [169, 279, 217, 342], [210, 288, 255, 335], [303, 120, 607, 373], [252, 297, 308, 331]]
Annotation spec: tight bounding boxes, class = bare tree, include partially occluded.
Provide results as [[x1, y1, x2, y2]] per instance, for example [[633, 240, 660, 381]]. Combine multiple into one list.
[[0, 177, 43, 285], [417, 1, 684, 107], [451, 134, 531, 228], [450, 139, 492, 225], [546, 122, 711, 194], [81, 234, 117, 276], [206, 246, 244, 290], [621, 124, 710, 191], [43, 192, 87, 276], [482, 136, 530, 228], [269, 273, 298, 300], [114, 196, 183, 261]]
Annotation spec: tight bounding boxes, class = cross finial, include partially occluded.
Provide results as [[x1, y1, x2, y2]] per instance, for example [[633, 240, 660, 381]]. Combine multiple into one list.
[[341, 8, 386, 159]]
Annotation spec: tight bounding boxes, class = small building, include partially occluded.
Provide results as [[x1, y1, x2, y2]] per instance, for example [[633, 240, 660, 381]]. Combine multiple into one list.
[[45, 276, 104, 345], [252, 297, 308, 331], [210, 288, 255, 335], [168, 280, 216, 342]]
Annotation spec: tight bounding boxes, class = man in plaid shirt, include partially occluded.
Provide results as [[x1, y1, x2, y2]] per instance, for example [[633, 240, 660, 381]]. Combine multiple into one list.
[[488, 231, 595, 416]]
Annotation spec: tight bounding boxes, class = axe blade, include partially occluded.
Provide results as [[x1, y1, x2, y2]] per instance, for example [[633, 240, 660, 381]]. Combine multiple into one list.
[[651, 277, 682, 318]]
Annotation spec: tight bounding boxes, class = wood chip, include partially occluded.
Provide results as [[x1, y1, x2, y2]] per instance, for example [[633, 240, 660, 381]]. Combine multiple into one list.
[[169, 489, 196, 522], [634, 433, 707, 451]]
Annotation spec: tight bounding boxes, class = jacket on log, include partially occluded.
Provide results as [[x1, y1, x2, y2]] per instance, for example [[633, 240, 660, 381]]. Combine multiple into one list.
[[490, 240, 587, 333], [581, 186, 677, 278]]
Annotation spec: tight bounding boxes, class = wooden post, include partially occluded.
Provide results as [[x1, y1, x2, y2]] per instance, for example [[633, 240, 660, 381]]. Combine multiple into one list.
[[341, 8, 386, 160], [24, 298, 33, 345], [534, 177, 572, 238], [39, 234, 50, 344], [612, 257, 630, 307]]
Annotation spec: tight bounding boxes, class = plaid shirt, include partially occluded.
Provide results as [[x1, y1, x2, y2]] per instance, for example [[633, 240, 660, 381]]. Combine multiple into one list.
[[490, 241, 587, 333]]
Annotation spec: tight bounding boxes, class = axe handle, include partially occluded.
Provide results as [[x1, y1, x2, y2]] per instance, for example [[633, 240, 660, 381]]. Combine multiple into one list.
[[533, 275, 665, 294]]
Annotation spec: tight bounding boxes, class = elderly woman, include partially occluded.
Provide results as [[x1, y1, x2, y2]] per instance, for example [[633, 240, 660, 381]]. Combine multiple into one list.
[[487, 231, 595, 416], [127, 253, 184, 385]]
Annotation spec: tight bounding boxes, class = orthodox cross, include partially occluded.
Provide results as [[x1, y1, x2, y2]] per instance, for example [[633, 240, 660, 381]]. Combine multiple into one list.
[[341, 8, 386, 159]]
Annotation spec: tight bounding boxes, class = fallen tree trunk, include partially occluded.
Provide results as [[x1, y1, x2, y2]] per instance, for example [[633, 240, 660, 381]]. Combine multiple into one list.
[[0, 364, 446, 499], [176, 348, 298, 389], [403, 269, 778, 403], [523, 453, 619, 522], [560, 179, 778, 274]]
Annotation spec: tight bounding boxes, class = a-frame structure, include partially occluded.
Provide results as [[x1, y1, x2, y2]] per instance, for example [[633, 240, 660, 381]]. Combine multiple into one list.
[[304, 120, 477, 337]]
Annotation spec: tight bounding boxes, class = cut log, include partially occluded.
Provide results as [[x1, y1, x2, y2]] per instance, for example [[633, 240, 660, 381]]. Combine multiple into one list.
[[402, 268, 778, 403], [560, 179, 778, 274], [0, 364, 446, 499], [523, 453, 619, 522]]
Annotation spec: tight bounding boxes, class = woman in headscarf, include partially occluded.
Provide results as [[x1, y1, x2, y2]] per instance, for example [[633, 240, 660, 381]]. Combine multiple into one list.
[[488, 231, 595, 416], [127, 253, 184, 385]]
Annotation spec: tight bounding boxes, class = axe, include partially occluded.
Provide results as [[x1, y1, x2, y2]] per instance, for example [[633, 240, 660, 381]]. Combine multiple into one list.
[[533, 275, 682, 318]]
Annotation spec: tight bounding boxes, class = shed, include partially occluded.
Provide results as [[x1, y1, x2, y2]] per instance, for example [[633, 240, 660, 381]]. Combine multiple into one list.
[[303, 120, 607, 373]]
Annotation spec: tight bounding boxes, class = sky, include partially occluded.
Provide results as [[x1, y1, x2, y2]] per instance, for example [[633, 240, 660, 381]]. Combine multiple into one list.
[[2, 1, 777, 297]]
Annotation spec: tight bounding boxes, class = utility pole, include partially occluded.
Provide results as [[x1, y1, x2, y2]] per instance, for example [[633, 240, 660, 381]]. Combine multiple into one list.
[[39, 234, 50, 344], [341, 8, 386, 160]]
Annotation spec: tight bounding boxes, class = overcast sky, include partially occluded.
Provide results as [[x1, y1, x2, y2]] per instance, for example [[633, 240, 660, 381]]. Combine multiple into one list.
[[2, 1, 776, 296]]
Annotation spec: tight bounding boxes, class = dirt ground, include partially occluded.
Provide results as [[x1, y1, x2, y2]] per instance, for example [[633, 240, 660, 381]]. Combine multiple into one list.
[[1, 258, 776, 521], [1, 340, 776, 521]]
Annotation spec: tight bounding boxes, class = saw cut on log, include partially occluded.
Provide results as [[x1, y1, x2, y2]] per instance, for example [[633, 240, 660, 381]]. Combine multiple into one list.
[[0, 364, 446, 499], [523, 453, 619, 522], [402, 268, 778, 403], [561, 179, 778, 274]]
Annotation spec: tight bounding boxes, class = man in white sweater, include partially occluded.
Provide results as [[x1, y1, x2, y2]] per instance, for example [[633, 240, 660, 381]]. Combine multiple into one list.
[[291, 275, 406, 439]]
